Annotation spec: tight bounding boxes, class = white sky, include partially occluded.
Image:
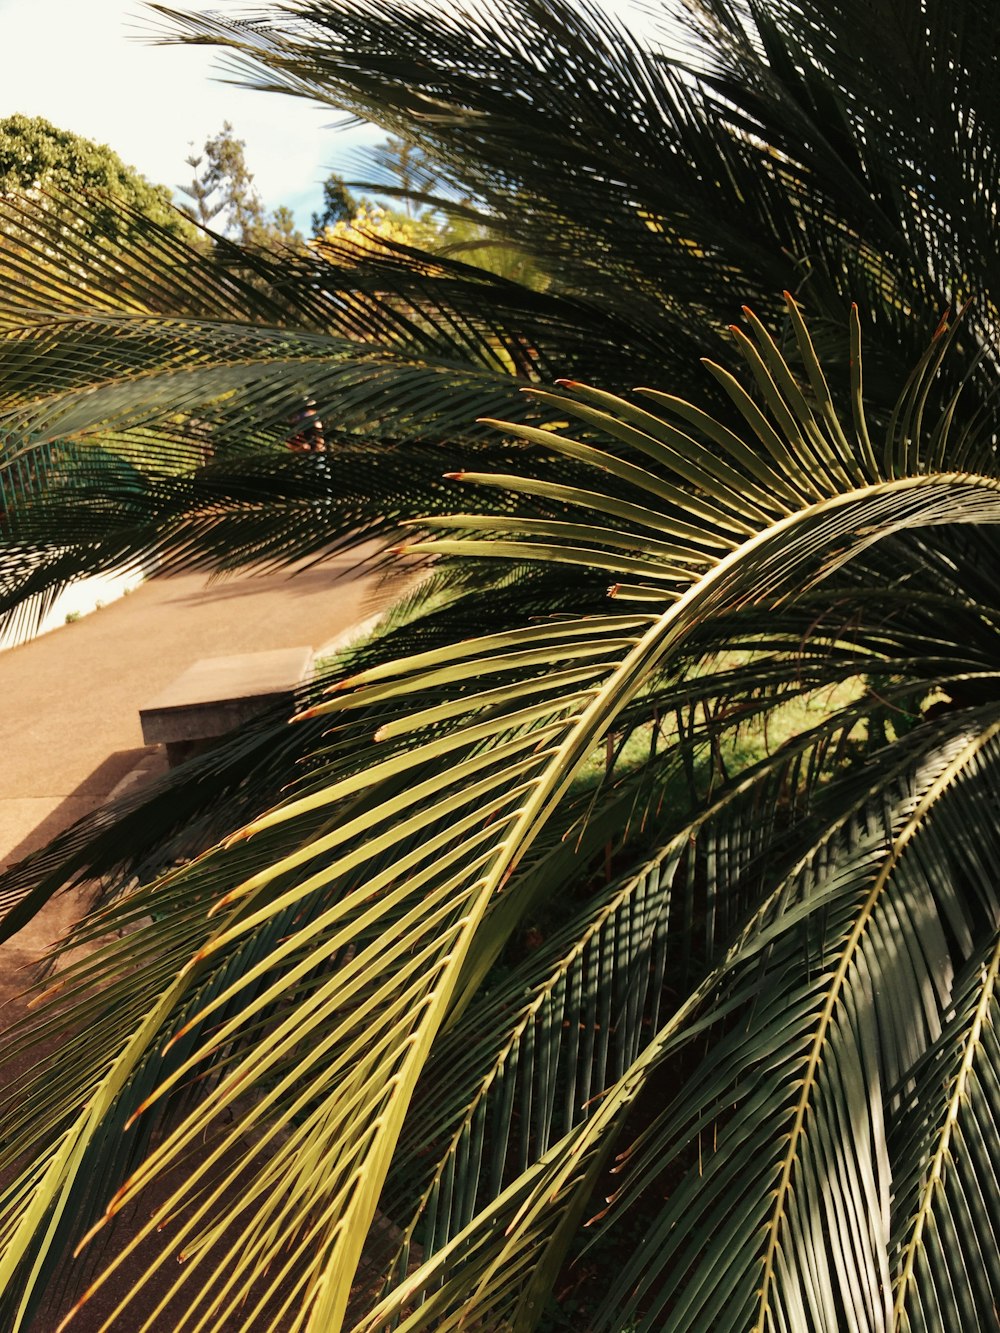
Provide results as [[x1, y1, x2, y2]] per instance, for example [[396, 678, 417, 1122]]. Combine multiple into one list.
[[0, 0, 380, 231]]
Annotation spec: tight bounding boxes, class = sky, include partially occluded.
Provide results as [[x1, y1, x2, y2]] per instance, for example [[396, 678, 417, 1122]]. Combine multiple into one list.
[[0, 0, 382, 232]]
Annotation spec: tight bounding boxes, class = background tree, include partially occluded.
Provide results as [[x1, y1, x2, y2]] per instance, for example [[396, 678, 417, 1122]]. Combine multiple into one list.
[[370, 134, 441, 220], [0, 3, 998, 1331], [180, 119, 304, 247], [0, 112, 197, 243], [310, 170, 357, 235], [361, 137, 546, 285]]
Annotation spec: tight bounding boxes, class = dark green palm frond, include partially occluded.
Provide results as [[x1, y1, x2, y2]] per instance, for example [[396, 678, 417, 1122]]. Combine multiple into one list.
[[0, 302, 514, 628], [153, 1, 997, 404], [8, 0, 999, 638], [586, 718, 1000, 1332], [0, 183, 746, 633], [0, 0, 992, 640], [690, 0, 1000, 321], [355, 712, 1000, 1332], [0, 187, 691, 387], [890, 924, 1000, 1330], [373, 696, 906, 1282]]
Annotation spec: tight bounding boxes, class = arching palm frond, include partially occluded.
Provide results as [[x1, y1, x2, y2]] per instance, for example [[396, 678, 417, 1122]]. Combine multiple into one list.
[[1, 299, 999, 1332], [1, 2, 999, 1330]]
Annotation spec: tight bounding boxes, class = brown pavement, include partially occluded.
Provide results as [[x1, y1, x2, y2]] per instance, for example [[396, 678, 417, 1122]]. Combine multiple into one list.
[[0, 541, 405, 870], [0, 541, 412, 1003]]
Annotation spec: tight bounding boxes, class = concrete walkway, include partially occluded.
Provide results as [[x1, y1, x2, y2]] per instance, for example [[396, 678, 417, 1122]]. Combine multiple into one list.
[[0, 541, 409, 869], [0, 540, 415, 1031]]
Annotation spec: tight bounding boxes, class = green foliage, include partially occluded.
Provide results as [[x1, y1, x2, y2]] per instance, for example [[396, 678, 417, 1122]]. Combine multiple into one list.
[[0, 113, 196, 243], [311, 171, 358, 235], [437, 210, 548, 288], [354, 132, 546, 284], [370, 134, 442, 220], [0, 3, 999, 1332]]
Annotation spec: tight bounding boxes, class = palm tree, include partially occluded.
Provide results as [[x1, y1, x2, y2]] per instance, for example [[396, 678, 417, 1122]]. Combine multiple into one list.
[[0, 2, 998, 1330]]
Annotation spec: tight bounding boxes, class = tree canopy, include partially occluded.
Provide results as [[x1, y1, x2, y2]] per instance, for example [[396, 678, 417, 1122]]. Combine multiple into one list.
[[0, 113, 197, 242], [311, 171, 357, 235]]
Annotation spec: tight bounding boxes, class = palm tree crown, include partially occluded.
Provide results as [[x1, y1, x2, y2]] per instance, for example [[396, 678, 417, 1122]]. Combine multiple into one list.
[[0, 3, 998, 1330]]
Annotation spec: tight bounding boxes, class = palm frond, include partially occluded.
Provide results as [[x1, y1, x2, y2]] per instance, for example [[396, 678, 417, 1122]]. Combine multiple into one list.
[[890, 926, 1000, 1330], [3, 298, 1000, 1331], [152, 0, 997, 397]]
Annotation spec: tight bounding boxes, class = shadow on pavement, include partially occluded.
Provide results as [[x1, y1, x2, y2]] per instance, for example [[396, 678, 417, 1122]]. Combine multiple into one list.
[[2, 748, 156, 870]]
